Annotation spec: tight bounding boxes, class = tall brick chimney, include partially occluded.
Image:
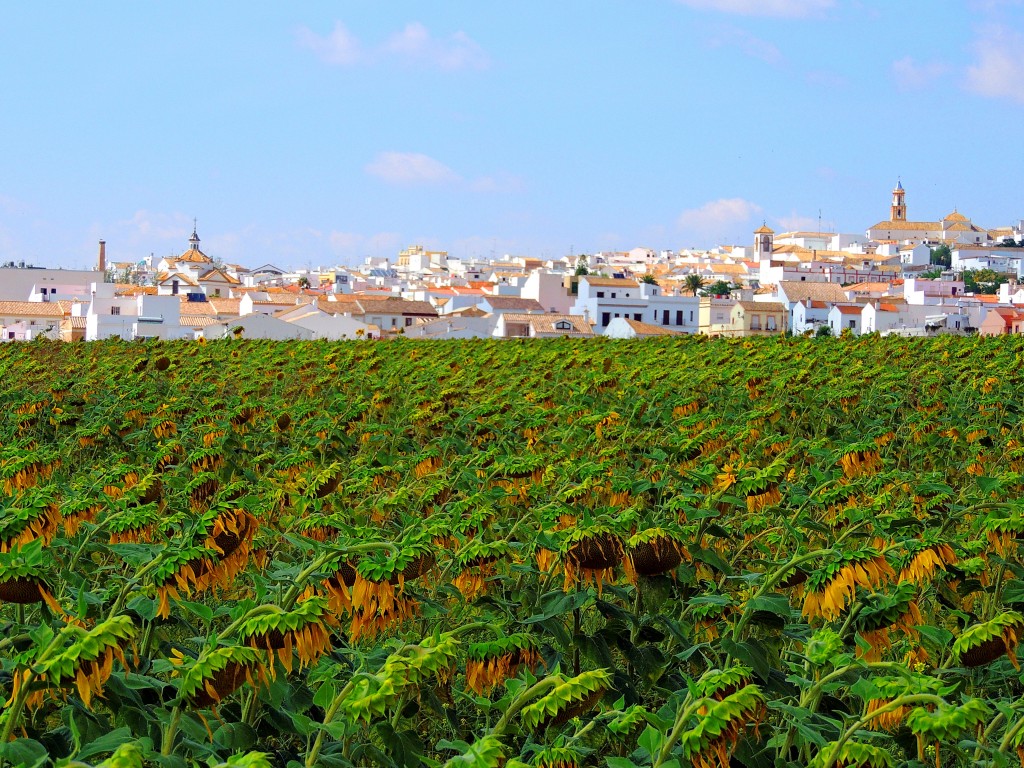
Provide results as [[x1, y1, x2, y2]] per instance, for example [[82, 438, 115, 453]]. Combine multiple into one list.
[[98, 240, 106, 274]]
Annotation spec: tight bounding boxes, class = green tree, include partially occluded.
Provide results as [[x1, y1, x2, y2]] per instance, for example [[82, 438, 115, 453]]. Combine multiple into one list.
[[640, 274, 659, 285], [930, 244, 952, 268], [684, 274, 706, 296], [701, 280, 733, 297], [816, 324, 833, 337], [962, 268, 1009, 295], [574, 256, 589, 276]]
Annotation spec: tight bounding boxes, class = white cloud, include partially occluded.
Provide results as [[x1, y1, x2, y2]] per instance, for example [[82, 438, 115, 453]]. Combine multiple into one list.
[[676, 0, 835, 18], [469, 173, 526, 194], [892, 56, 949, 91], [297, 21, 488, 71], [705, 25, 784, 65], [965, 25, 1024, 104], [365, 152, 462, 186], [383, 23, 490, 71], [296, 21, 363, 66], [677, 198, 763, 244], [777, 214, 821, 231]]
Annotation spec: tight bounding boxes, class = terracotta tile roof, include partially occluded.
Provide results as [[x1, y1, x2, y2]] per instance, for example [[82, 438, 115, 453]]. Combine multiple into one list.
[[835, 304, 863, 315], [583, 277, 640, 287], [846, 282, 895, 293], [778, 281, 849, 304], [483, 296, 545, 311], [177, 248, 214, 264], [737, 301, 786, 312], [868, 220, 940, 231], [0, 301, 69, 317], [622, 318, 683, 336], [503, 312, 593, 335], [157, 272, 199, 286], [114, 284, 157, 296], [198, 268, 241, 285], [180, 314, 217, 328], [208, 298, 242, 316]]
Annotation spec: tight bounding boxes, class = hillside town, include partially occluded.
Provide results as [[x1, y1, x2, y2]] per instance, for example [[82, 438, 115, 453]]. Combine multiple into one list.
[[3, 183, 1024, 342]]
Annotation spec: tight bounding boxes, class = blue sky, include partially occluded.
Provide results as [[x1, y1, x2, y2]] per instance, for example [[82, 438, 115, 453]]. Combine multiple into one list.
[[2, 1, 1022, 269]]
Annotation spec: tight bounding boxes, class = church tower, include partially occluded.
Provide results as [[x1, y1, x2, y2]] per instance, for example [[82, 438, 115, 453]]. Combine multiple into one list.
[[754, 223, 774, 262], [891, 180, 906, 222]]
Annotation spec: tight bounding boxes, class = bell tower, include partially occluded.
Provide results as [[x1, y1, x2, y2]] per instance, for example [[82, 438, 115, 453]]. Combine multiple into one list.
[[891, 180, 906, 222], [754, 223, 774, 262]]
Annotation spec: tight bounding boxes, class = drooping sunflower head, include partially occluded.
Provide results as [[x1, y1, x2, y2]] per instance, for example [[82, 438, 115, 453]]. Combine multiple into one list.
[[560, 526, 623, 595], [171, 645, 267, 709], [0, 538, 62, 614], [453, 540, 510, 600], [953, 611, 1024, 669], [624, 527, 686, 582], [238, 596, 336, 675], [803, 549, 895, 623], [27, 615, 136, 710], [465, 633, 541, 695], [0, 489, 62, 553]]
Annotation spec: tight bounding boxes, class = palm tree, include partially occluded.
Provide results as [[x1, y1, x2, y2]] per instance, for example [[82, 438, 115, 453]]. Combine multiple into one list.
[[684, 274, 706, 296]]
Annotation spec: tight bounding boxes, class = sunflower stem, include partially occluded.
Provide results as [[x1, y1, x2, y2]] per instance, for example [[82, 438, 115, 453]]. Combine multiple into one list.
[[652, 697, 705, 768], [490, 676, 558, 737], [161, 704, 183, 756]]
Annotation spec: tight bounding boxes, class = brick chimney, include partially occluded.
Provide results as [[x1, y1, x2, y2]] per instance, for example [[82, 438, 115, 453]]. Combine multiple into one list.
[[98, 240, 106, 274]]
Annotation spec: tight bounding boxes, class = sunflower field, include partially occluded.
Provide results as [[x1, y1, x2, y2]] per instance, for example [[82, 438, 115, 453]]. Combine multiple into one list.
[[3, 334, 1024, 768]]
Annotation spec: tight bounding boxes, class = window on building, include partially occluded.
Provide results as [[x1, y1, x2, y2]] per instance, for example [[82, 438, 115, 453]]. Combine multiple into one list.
[[601, 312, 611, 326], [634, 313, 642, 321], [391, 318, 397, 327], [767, 316, 777, 331], [405, 317, 413, 326], [848, 319, 856, 329], [111, 306, 121, 316], [750, 315, 761, 330], [689, 310, 694, 322], [611, 292, 617, 299], [676, 310, 683, 325], [214, 289, 221, 297], [596, 291, 605, 298], [172, 280, 179, 295], [555, 320, 571, 330], [662, 310, 669, 325]]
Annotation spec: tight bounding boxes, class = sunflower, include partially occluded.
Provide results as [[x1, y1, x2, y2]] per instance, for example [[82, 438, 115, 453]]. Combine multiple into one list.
[[899, 542, 956, 585], [561, 529, 623, 595], [239, 597, 335, 676], [465, 634, 541, 695], [453, 541, 510, 601], [0, 493, 62, 553], [803, 550, 895, 622], [154, 506, 257, 618], [171, 645, 267, 709], [953, 611, 1024, 669], [11, 615, 136, 710], [838, 445, 884, 480], [677, 685, 765, 768], [624, 528, 686, 582]]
